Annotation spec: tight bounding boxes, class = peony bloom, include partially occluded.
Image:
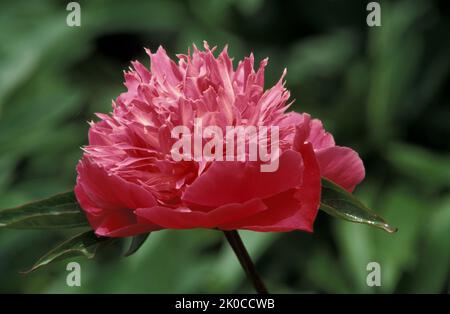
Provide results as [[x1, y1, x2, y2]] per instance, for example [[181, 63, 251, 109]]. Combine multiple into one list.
[[75, 42, 364, 237]]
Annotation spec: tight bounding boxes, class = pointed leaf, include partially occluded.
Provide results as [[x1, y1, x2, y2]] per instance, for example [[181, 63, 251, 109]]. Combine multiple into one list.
[[124, 232, 151, 257], [320, 178, 397, 233], [24, 231, 115, 273], [0, 192, 89, 229]]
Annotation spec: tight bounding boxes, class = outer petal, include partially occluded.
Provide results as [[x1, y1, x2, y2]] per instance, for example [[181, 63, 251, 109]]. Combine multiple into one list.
[[219, 142, 321, 232], [315, 146, 365, 192], [284, 112, 364, 192], [308, 118, 335, 150], [135, 198, 267, 229], [94, 211, 160, 237], [75, 159, 160, 237], [182, 150, 304, 208]]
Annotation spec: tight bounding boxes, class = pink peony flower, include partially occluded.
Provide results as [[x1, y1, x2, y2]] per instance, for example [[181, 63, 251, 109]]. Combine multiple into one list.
[[75, 42, 365, 237]]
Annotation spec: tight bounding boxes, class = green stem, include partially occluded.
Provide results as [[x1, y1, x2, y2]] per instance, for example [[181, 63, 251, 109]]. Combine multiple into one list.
[[223, 230, 268, 294]]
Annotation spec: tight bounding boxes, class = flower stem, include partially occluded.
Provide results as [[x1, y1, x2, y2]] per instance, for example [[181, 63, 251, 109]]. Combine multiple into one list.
[[223, 230, 268, 294]]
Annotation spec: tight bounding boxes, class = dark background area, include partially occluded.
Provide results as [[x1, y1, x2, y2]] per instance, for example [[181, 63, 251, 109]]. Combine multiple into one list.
[[0, 0, 449, 293]]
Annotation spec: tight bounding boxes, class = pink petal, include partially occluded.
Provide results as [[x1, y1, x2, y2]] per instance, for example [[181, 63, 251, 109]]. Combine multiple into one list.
[[220, 142, 321, 232], [135, 198, 267, 229], [315, 146, 365, 192], [308, 118, 335, 150], [182, 150, 304, 208], [94, 211, 160, 237], [148, 46, 182, 87], [75, 159, 159, 236]]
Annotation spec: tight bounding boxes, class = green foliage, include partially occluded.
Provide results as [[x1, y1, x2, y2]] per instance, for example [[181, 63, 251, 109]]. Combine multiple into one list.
[[0, 0, 448, 293], [25, 231, 115, 273], [0, 192, 88, 229], [123, 233, 151, 257], [320, 178, 397, 233]]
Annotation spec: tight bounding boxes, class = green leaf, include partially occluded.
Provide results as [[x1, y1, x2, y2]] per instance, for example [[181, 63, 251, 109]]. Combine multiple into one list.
[[0, 191, 89, 229], [124, 232, 151, 257], [320, 178, 397, 233], [24, 231, 115, 273]]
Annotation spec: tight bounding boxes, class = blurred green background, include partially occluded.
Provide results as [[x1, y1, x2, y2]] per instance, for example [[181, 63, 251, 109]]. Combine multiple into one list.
[[0, 0, 449, 293]]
